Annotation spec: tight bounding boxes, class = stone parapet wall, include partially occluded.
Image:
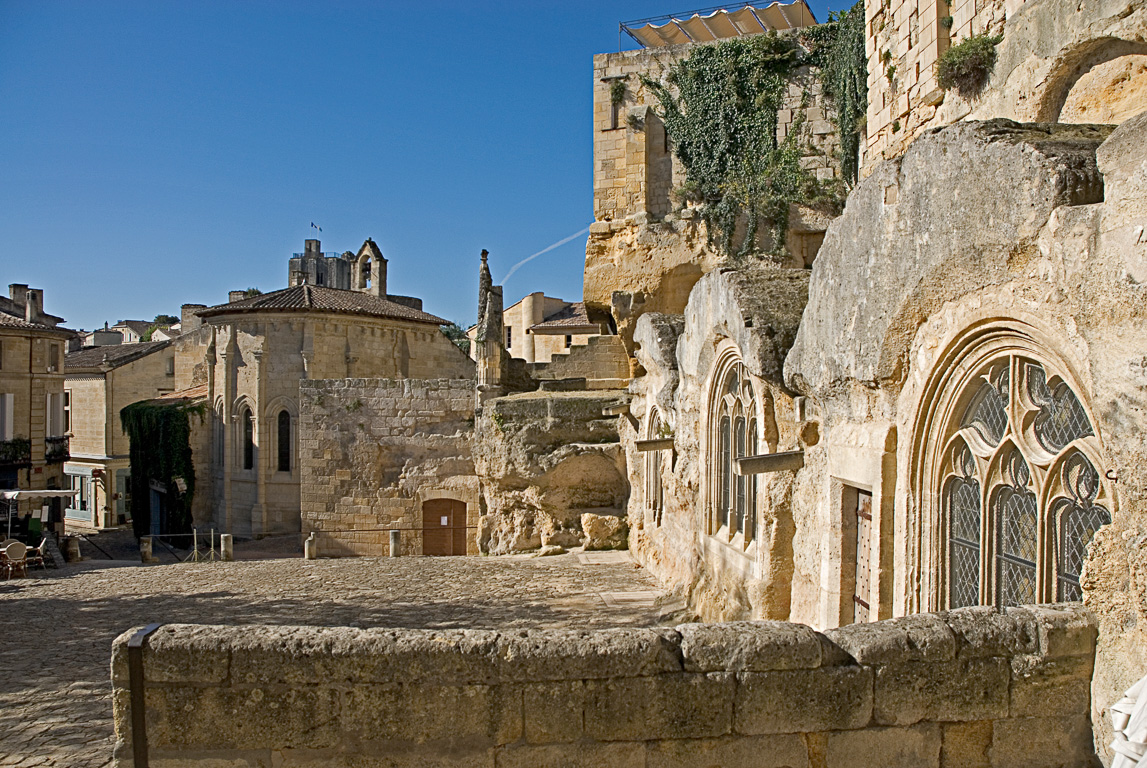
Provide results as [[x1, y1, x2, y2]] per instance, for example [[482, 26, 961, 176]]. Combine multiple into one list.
[[298, 378, 477, 557], [529, 334, 631, 389], [110, 604, 1097, 767]]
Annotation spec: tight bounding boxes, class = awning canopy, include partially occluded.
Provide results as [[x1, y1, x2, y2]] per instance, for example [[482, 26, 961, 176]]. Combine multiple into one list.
[[1, 490, 80, 500], [622, 1, 816, 49]]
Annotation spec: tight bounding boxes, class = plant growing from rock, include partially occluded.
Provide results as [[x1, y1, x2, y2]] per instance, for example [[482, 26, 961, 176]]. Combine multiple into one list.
[[937, 33, 1003, 98]]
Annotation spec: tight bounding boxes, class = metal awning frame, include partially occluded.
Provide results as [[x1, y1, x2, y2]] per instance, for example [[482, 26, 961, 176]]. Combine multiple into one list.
[[619, 1, 816, 50]]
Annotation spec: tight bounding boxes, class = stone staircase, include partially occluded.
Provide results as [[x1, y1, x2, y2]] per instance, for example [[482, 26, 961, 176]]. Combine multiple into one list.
[[529, 335, 631, 390]]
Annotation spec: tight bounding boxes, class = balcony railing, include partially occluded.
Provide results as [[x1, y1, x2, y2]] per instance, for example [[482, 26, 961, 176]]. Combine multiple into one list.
[[0, 438, 31, 467], [45, 435, 69, 464]]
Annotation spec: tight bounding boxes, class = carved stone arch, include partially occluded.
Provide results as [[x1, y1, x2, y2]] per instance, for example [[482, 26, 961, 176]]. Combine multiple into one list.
[[1036, 37, 1147, 123], [908, 319, 1115, 613], [355, 250, 373, 292], [230, 394, 257, 420], [262, 396, 298, 421]]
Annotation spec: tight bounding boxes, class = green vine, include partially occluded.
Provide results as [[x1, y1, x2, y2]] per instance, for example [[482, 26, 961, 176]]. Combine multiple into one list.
[[642, 1, 867, 258], [800, 0, 868, 185], [610, 78, 627, 106], [120, 398, 206, 540]]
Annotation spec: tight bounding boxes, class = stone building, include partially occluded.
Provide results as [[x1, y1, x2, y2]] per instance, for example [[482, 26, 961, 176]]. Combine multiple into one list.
[[862, 0, 1147, 172], [466, 292, 604, 365], [149, 238, 476, 540], [587, 3, 841, 349], [0, 284, 72, 532], [62, 340, 175, 530]]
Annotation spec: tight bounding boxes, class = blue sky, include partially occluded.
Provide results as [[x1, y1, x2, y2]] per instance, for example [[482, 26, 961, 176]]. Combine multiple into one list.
[[0, 0, 834, 330]]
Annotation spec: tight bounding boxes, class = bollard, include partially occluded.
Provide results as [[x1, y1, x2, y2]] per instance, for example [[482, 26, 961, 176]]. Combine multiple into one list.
[[139, 536, 154, 564], [389, 529, 401, 557], [63, 536, 82, 563], [220, 533, 233, 562], [304, 532, 317, 560]]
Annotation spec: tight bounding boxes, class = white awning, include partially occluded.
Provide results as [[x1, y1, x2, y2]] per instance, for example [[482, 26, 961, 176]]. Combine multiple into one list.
[[623, 1, 817, 49], [1, 490, 80, 500]]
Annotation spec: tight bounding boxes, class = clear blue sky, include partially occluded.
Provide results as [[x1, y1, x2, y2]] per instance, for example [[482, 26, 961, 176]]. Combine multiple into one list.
[[0, 0, 833, 331]]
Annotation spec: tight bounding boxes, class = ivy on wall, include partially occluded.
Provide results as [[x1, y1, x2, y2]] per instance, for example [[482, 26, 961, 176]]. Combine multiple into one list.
[[641, 1, 867, 258], [121, 398, 205, 540]]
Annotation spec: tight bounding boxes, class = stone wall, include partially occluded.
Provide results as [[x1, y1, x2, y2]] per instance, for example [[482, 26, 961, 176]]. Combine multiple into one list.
[[298, 378, 477, 557], [587, 39, 842, 350], [529, 334, 631, 389], [862, 0, 1147, 173], [110, 603, 1097, 767]]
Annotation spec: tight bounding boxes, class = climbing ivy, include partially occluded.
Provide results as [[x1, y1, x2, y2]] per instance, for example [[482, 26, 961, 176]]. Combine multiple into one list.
[[121, 398, 206, 540], [641, 2, 867, 258]]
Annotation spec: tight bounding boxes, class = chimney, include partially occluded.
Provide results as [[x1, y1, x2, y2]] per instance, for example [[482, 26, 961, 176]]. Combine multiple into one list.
[[229, 290, 247, 304], [24, 289, 43, 324], [181, 303, 207, 333], [8, 284, 28, 310]]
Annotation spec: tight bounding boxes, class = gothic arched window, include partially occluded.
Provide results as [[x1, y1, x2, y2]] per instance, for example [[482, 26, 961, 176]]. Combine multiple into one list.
[[645, 409, 666, 525], [242, 408, 254, 471], [709, 356, 758, 546], [277, 410, 292, 473], [935, 356, 1111, 609]]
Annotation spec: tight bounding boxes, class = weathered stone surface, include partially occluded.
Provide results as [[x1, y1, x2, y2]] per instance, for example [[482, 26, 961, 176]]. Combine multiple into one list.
[[873, 658, 1010, 726], [939, 721, 992, 768], [941, 607, 1038, 660], [645, 734, 810, 768], [475, 391, 630, 554], [495, 742, 645, 768], [1008, 653, 1093, 718], [734, 666, 873, 735], [582, 512, 629, 550], [584, 673, 735, 741], [827, 613, 956, 666], [823, 724, 942, 768], [988, 715, 1096, 768], [676, 621, 830, 672]]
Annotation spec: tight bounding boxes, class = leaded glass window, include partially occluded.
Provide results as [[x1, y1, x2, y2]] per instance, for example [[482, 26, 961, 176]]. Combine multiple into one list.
[[710, 358, 758, 547], [937, 356, 1112, 608]]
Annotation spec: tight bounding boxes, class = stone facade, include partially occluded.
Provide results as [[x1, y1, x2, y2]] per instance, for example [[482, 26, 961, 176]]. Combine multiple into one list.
[[298, 378, 478, 557], [861, 0, 1147, 173], [587, 40, 842, 349], [63, 341, 175, 530], [0, 285, 72, 529], [110, 603, 1098, 766], [169, 241, 475, 538]]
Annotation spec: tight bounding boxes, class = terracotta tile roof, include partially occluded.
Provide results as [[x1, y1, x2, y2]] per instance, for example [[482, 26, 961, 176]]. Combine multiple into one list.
[[197, 285, 445, 325], [0, 308, 70, 333], [65, 340, 169, 371], [152, 383, 209, 403], [529, 302, 598, 332]]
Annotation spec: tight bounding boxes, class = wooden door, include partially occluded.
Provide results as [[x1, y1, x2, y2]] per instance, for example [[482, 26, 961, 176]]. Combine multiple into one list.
[[422, 499, 467, 556], [853, 490, 873, 623]]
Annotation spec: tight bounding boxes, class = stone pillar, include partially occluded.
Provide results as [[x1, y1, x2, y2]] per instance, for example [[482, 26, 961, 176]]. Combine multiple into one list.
[[521, 292, 544, 364], [304, 532, 317, 560], [390, 529, 401, 557], [220, 534, 233, 562], [475, 250, 505, 400]]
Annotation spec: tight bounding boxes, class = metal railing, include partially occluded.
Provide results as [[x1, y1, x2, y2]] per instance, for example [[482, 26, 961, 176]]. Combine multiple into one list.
[[0, 438, 31, 467]]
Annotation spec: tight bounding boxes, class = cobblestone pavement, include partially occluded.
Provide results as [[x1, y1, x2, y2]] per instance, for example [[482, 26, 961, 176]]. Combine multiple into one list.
[[0, 550, 669, 767]]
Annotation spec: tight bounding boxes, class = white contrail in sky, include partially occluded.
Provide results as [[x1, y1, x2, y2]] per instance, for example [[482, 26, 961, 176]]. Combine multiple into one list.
[[500, 225, 591, 285]]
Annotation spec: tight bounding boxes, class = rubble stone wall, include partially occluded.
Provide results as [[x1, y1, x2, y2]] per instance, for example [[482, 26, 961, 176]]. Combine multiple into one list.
[[110, 604, 1097, 767], [298, 378, 477, 556]]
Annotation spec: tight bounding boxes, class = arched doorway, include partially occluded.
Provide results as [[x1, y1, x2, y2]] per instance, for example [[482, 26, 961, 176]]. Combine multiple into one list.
[[422, 499, 467, 555]]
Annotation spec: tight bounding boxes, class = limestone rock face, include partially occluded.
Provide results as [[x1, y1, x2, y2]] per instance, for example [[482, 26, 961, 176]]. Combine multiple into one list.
[[786, 119, 1110, 399], [584, 218, 724, 351], [474, 391, 630, 554], [624, 266, 809, 622], [581, 513, 629, 550]]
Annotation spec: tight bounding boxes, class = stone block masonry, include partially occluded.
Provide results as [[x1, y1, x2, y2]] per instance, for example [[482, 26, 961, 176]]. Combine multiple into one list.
[[298, 378, 477, 557], [110, 603, 1098, 766]]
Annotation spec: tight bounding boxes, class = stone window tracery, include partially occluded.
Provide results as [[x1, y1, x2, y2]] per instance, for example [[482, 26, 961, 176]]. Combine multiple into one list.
[[936, 355, 1111, 609], [709, 356, 758, 547]]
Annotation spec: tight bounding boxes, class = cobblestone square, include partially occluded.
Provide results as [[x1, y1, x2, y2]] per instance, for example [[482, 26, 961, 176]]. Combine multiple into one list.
[[0, 551, 669, 767]]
